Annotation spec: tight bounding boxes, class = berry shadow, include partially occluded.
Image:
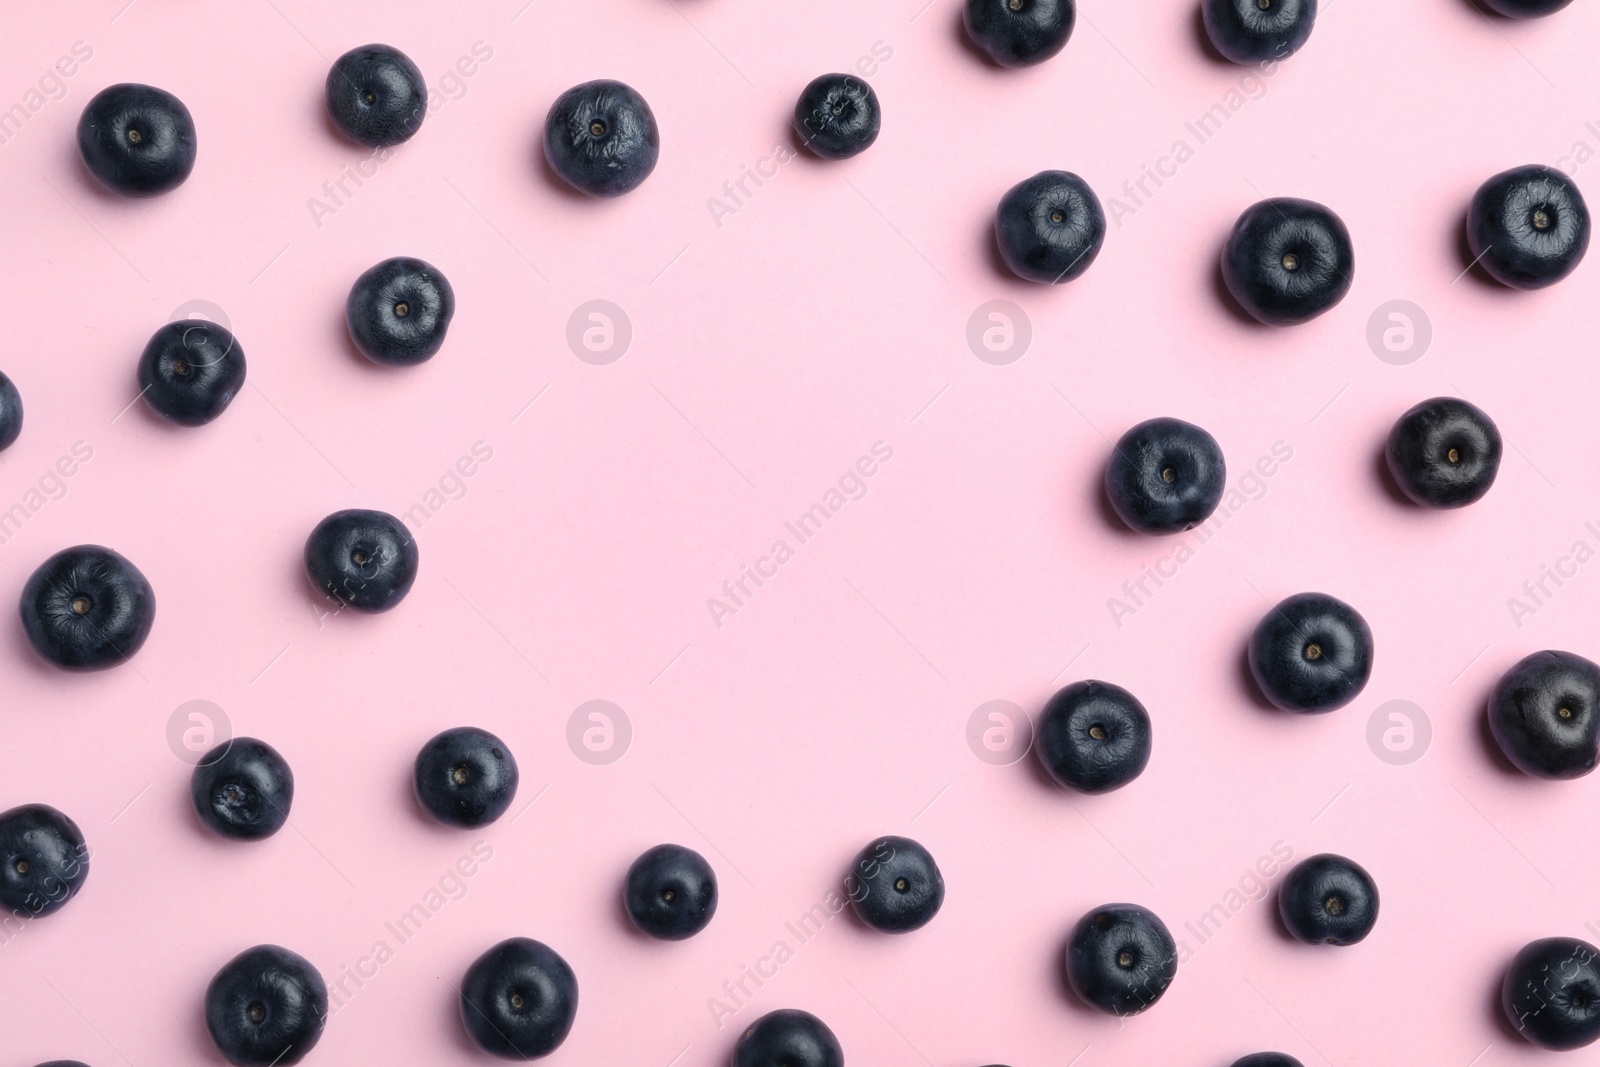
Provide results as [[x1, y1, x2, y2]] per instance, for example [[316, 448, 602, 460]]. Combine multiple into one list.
[[440, 972, 484, 1055], [1371, 441, 1417, 508], [1484, 957, 1525, 1043], [1211, 257, 1270, 328], [1452, 206, 1515, 293], [950, 7, 1002, 67], [531, 135, 605, 204], [1084, 465, 1148, 541], [1190, 6, 1238, 66], [1234, 642, 1282, 715], [61, 139, 136, 205], [1472, 669, 1529, 778]]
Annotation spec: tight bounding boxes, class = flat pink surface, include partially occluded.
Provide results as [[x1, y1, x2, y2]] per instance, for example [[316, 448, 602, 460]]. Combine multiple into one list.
[[3, 0, 1600, 1064]]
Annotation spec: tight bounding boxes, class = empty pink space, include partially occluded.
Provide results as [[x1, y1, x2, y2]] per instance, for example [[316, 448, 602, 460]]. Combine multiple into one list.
[[1, 0, 1598, 1065]]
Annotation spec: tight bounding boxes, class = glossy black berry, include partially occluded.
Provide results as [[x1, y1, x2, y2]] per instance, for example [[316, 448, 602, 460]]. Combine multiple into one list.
[[964, 0, 1076, 67], [205, 945, 327, 1067], [1203, 0, 1317, 64], [138, 319, 246, 426], [1231, 1055, 1304, 1067], [624, 844, 718, 940], [1502, 937, 1600, 1050], [459, 937, 578, 1059], [1488, 650, 1600, 780], [1036, 680, 1152, 794], [733, 1009, 843, 1067], [1468, 165, 1589, 290], [996, 170, 1105, 284], [35, 1061, 93, 1067], [1222, 198, 1353, 325], [191, 739, 294, 841], [304, 509, 417, 613], [1480, 0, 1575, 17], [325, 45, 426, 148], [793, 74, 880, 160], [0, 371, 22, 453], [347, 257, 455, 366], [847, 835, 944, 933], [1248, 592, 1373, 713], [21, 545, 155, 671], [0, 804, 89, 919], [1065, 903, 1177, 1016], [1278, 853, 1378, 946], [77, 83, 196, 196], [543, 80, 659, 198], [1385, 397, 1501, 509], [1105, 417, 1226, 534], [413, 727, 518, 828]]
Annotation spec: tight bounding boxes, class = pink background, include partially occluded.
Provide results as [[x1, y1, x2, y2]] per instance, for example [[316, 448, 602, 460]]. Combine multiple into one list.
[[2, 0, 1600, 1064]]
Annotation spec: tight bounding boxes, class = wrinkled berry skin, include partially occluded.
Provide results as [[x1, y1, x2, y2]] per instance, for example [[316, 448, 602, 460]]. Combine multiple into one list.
[[733, 1009, 843, 1067], [1488, 651, 1600, 780], [1385, 397, 1501, 509], [325, 45, 426, 148], [205, 945, 327, 1067], [0, 804, 89, 919], [139, 320, 246, 426], [1105, 417, 1226, 533], [77, 83, 196, 196], [191, 738, 295, 841], [996, 170, 1105, 284], [1222, 198, 1353, 325], [347, 257, 455, 366], [21, 545, 155, 671], [625, 843, 718, 940], [1502, 937, 1600, 1050], [1279, 854, 1379, 946], [964, 0, 1076, 67], [1065, 902, 1177, 1016], [1468, 165, 1590, 290], [459, 937, 578, 1059], [794, 74, 880, 160], [0, 371, 22, 452], [1480, 0, 1575, 16], [304, 509, 418, 613], [1231, 1055, 1305, 1067], [544, 80, 659, 198], [1036, 680, 1152, 794], [1248, 592, 1373, 713], [847, 835, 944, 933], [413, 727, 519, 828], [1203, 0, 1317, 64]]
